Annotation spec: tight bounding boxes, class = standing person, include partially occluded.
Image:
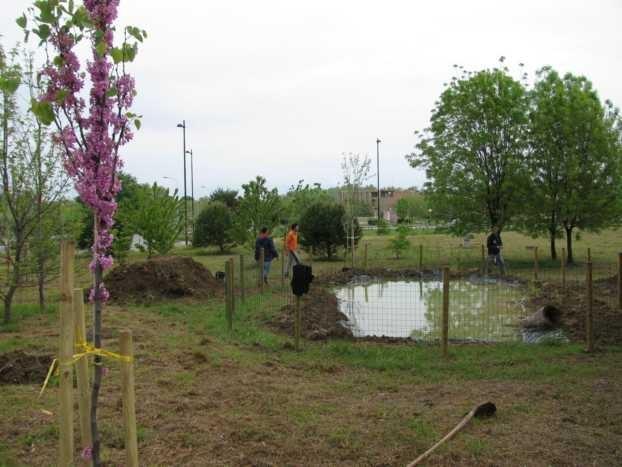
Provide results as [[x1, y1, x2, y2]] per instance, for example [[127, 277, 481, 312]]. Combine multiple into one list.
[[255, 227, 278, 284], [486, 225, 506, 275], [284, 223, 301, 277]]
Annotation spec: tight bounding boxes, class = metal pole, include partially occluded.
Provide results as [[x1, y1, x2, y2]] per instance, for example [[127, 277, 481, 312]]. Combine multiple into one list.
[[181, 121, 188, 247], [376, 138, 381, 222], [188, 149, 195, 227]]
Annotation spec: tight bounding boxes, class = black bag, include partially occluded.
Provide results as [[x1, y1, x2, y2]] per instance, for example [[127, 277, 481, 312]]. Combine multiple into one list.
[[291, 264, 313, 296]]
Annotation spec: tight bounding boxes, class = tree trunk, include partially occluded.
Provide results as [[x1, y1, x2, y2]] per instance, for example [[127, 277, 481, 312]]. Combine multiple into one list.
[[549, 228, 557, 260], [3, 287, 16, 324], [90, 261, 104, 466], [565, 226, 574, 264]]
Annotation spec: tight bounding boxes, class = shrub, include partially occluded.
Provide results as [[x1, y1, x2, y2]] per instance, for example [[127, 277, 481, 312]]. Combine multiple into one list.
[[377, 218, 390, 235], [299, 202, 357, 259], [388, 225, 411, 259], [193, 202, 235, 252]]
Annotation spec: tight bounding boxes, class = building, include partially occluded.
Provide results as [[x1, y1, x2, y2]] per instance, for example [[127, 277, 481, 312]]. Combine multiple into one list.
[[338, 187, 419, 223]]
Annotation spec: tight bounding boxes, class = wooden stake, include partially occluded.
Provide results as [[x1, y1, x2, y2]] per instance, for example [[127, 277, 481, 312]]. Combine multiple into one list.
[[239, 255, 246, 304], [481, 244, 486, 275], [259, 247, 265, 293], [533, 246, 539, 281], [363, 242, 368, 270], [586, 261, 594, 353], [120, 330, 139, 467], [618, 252, 622, 310], [561, 247, 566, 291], [225, 261, 232, 332], [59, 241, 75, 467], [419, 244, 423, 272], [442, 267, 449, 358], [229, 258, 235, 315], [295, 295, 301, 351], [587, 248, 592, 263], [72, 288, 92, 460]]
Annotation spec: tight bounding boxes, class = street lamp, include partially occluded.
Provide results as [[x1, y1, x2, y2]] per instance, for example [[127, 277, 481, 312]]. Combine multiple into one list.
[[376, 138, 381, 222], [186, 149, 195, 223], [176, 121, 188, 247]]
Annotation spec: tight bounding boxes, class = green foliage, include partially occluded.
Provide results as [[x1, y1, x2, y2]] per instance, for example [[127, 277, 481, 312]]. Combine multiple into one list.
[[192, 202, 235, 252], [121, 183, 184, 257], [408, 66, 529, 234], [525, 67, 622, 261], [209, 187, 239, 210], [395, 195, 428, 223], [235, 176, 281, 244], [376, 218, 390, 235], [299, 202, 350, 259], [388, 225, 411, 259], [282, 180, 332, 224]]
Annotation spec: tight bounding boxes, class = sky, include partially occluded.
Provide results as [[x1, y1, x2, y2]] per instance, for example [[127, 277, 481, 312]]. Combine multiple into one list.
[[2, 0, 621, 197]]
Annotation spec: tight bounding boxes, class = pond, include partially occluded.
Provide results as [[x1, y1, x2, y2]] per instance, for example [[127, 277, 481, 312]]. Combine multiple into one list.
[[334, 278, 528, 342]]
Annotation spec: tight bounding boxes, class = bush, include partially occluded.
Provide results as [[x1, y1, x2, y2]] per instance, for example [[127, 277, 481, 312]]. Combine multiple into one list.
[[377, 218, 390, 235], [193, 202, 235, 252], [388, 225, 411, 259], [299, 202, 356, 259]]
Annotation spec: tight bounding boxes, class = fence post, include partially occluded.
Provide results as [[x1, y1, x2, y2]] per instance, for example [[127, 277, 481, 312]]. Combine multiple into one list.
[[363, 243, 368, 270], [618, 252, 622, 310], [533, 247, 539, 282], [586, 261, 594, 352], [59, 241, 75, 467], [239, 255, 246, 304], [229, 258, 235, 315], [561, 247, 566, 291], [587, 248, 592, 263], [225, 261, 232, 332], [259, 247, 265, 293], [72, 288, 92, 460], [419, 244, 423, 272], [119, 330, 139, 467], [295, 295, 301, 351], [442, 267, 449, 358], [481, 244, 486, 275]]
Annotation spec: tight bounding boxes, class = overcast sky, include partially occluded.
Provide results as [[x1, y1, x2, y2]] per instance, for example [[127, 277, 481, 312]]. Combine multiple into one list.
[[2, 0, 621, 197]]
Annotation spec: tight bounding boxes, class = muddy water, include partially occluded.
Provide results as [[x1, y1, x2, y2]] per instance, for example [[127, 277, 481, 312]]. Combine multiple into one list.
[[334, 279, 527, 342]]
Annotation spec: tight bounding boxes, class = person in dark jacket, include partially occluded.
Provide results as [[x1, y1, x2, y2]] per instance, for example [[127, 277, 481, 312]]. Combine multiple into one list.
[[255, 227, 279, 284], [486, 226, 506, 275]]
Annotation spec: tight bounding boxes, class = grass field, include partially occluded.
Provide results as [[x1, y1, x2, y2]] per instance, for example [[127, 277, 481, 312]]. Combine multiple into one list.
[[1, 229, 621, 465]]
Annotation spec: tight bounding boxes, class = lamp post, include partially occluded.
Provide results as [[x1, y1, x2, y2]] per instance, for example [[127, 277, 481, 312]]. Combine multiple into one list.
[[186, 149, 194, 224], [176, 121, 188, 247], [376, 138, 381, 222]]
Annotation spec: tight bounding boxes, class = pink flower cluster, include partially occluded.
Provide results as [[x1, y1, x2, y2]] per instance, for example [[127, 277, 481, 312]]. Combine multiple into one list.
[[41, 0, 136, 302]]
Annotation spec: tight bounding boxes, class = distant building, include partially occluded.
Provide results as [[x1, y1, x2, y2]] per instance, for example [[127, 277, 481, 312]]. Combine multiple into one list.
[[338, 187, 419, 223]]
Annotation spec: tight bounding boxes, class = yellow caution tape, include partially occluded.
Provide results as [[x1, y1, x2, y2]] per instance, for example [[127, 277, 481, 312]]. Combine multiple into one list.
[[38, 341, 132, 398]]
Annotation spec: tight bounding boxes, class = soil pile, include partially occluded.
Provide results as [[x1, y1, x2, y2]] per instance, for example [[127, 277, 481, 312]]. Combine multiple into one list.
[[270, 288, 352, 340], [106, 256, 221, 303], [0, 351, 53, 385], [529, 276, 621, 345]]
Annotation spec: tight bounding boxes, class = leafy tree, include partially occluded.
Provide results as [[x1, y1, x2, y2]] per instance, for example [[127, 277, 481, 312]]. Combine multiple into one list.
[[395, 195, 428, 223], [526, 68, 622, 262], [299, 201, 359, 259], [209, 187, 239, 210], [407, 65, 529, 234], [389, 225, 411, 259], [236, 176, 281, 243], [121, 183, 184, 257], [282, 179, 332, 224], [193, 202, 235, 252]]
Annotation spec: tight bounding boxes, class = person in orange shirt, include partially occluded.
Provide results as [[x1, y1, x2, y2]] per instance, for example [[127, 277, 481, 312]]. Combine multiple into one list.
[[284, 223, 300, 277]]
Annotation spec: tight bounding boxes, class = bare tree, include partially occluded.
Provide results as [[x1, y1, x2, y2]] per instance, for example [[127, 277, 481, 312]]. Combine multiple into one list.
[[340, 152, 371, 267]]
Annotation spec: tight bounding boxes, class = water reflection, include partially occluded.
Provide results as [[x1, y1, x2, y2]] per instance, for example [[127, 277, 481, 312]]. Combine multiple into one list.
[[334, 279, 526, 342]]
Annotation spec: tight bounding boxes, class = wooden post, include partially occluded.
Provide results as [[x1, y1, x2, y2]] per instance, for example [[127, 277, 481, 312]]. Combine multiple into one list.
[[561, 247, 566, 291], [586, 261, 594, 352], [229, 258, 235, 315], [533, 247, 539, 282], [587, 248, 592, 263], [59, 241, 75, 467], [481, 244, 486, 275], [239, 255, 246, 304], [363, 242, 368, 270], [419, 244, 423, 272], [618, 252, 622, 310], [72, 289, 92, 459], [259, 247, 265, 293], [119, 330, 139, 467], [295, 295, 301, 351], [441, 267, 449, 358], [225, 261, 232, 332]]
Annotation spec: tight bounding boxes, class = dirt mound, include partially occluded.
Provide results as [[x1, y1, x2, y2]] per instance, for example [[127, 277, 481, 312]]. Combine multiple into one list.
[[269, 288, 352, 340], [106, 256, 221, 303], [529, 278, 622, 345], [0, 351, 53, 385]]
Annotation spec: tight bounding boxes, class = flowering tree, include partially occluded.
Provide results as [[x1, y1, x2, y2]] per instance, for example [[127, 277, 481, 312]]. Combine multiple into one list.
[[19, 0, 143, 464]]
